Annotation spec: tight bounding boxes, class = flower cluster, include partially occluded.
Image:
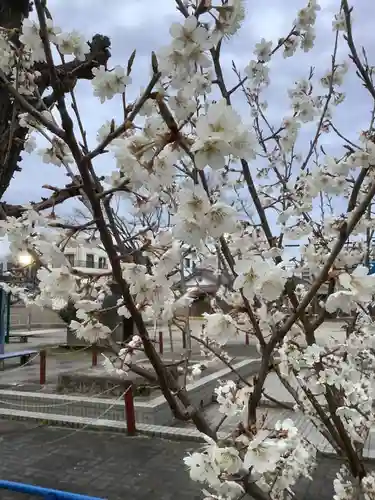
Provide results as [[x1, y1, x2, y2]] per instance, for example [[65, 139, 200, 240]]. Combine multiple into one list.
[[184, 419, 314, 499], [191, 99, 257, 170], [102, 335, 143, 376], [173, 183, 237, 245]]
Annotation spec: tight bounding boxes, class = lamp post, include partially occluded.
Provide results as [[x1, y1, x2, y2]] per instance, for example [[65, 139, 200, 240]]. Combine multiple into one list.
[[17, 252, 37, 329], [17, 253, 33, 267], [17, 252, 37, 291]]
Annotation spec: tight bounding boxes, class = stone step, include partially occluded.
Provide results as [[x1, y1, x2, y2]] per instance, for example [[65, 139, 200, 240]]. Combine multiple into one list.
[[0, 359, 261, 426], [0, 389, 162, 425], [1, 406, 375, 459]]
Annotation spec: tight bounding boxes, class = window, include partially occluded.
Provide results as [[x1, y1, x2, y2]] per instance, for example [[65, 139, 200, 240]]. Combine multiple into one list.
[[302, 269, 311, 280], [184, 258, 191, 269], [66, 254, 75, 266], [86, 254, 94, 268], [0, 262, 3, 274], [98, 257, 107, 269]]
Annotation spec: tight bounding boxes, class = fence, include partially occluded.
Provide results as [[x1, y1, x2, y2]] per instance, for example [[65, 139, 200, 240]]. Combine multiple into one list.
[[0, 480, 106, 499], [22, 348, 136, 436], [155, 329, 253, 352]]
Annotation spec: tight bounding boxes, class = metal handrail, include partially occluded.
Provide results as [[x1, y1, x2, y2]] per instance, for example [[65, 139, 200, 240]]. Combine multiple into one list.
[[0, 480, 106, 499], [69, 260, 109, 269]]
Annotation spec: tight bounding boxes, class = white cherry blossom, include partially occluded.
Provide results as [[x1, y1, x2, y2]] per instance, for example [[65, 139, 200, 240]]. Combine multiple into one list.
[[56, 30, 89, 60], [339, 266, 375, 303], [254, 38, 273, 62], [169, 16, 213, 51], [204, 313, 238, 344], [92, 66, 131, 103], [39, 138, 74, 167], [243, 430, 281, 474]]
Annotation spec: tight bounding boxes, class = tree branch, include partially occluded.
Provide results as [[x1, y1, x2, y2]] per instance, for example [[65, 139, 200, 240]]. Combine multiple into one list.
[[0, 178, 83, 218]]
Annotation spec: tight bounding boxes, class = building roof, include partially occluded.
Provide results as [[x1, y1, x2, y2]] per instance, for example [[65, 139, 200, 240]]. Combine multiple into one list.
[[172, 267, 231, 294]]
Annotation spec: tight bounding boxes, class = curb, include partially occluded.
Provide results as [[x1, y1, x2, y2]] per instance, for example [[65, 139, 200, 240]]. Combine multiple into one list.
[[11, 324, 66, 331], [2, 409, 375, 461], [259, 398, 294, 409], [0, 409, 211, 443]]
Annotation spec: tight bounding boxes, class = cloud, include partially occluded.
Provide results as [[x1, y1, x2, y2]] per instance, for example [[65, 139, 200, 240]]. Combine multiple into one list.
[[4, 0, 374, 229]]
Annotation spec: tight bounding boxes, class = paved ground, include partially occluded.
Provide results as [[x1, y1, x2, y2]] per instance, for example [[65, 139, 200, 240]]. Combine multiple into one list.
[[0, 346, 94, 389], [0, 420, 201, 499], [2, 319, 347, 360], [0, 420, 364, 500], [0, 319, 351, 400], [4, 328, 67, 353], [0, 320, 349, 409], [0, 321, 258, 390]]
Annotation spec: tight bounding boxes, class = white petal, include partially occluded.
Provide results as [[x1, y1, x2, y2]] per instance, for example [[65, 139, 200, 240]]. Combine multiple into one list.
[[184, 16, 198, 31], [169, 22, 183, 38]]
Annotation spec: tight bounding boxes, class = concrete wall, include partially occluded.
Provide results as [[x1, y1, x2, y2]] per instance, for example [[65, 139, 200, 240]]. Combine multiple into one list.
[[10, 303, 65, 330]]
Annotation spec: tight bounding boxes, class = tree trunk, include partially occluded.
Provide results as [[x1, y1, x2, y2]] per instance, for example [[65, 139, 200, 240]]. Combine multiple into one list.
[[0, 1, 111, 205], [0, 0, 31, 200]]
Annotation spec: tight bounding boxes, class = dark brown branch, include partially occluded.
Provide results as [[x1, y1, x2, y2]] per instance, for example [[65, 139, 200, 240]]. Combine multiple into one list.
[[0, 177, 83, 219], [347, 168, 368, 212], [342, 0, 375, 101], [0, 68, 65, 138], [261, 391, 293, 410], [240, 159, 275, 247], [248, 187, 375, 425], [190, 334, 254, 387], [34, 34, 111, 88], [106, 337, 158, 383]]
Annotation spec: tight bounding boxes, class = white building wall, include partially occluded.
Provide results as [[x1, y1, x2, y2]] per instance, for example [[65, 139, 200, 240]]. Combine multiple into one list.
[[0, 237, 112, 275], [62, 244, 111, 272]]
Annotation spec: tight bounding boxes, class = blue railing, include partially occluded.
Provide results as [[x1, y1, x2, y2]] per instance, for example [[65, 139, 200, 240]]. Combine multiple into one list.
[[0, 480, 106, 499]]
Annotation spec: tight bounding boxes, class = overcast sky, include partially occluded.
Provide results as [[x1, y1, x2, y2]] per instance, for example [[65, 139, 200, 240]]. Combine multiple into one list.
[[4, 0, 374, 223]]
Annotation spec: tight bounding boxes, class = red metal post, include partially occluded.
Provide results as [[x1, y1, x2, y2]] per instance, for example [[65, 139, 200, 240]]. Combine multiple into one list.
[[39, 349, 46, 385], [158, 331, 164, 355], [245, 332, 249, 346], [124, 385, 136, 436], [92, 344, 98, 367]]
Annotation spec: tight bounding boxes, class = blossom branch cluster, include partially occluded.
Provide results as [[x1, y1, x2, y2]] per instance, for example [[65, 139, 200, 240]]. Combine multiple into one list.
[[0, 0, 375, 499]]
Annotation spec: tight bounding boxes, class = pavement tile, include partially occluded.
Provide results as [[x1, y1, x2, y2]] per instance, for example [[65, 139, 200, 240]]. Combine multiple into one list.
[[1, 420, 374, 499]]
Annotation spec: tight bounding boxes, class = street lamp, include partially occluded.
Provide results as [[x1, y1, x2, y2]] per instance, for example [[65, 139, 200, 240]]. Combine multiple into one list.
[[18, 253, 33, 267], [16, 253, 37, 291]]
